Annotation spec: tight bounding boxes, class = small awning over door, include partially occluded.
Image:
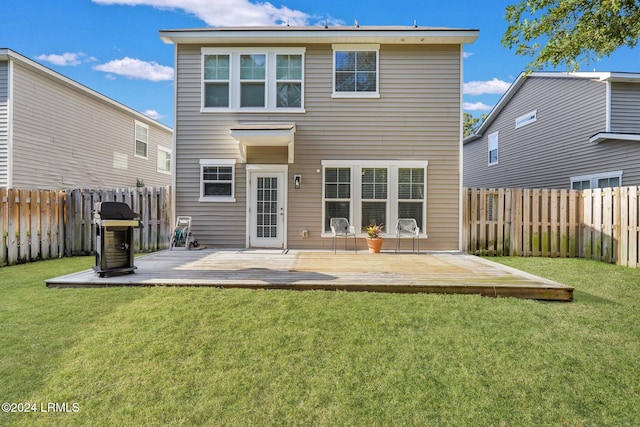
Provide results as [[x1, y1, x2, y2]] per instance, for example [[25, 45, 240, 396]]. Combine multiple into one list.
[[230, 122, 296, 163]]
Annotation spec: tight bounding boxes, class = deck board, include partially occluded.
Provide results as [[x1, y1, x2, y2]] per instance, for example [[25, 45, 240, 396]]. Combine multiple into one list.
[[45, 250, 574, 301]]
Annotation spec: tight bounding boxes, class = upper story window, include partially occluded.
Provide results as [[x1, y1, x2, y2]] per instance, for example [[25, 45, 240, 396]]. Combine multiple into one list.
[[135, 121, 148, 159], [332, 44, 380, 98], [488, 131, 499, 165], [202, 48, 305, 112]]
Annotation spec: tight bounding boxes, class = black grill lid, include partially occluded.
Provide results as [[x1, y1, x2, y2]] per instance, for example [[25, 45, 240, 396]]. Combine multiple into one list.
[[95, 202, 140, 220]]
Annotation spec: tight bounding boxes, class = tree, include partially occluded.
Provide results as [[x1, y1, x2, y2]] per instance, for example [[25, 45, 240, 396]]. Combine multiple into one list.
[[502, 0, 640, 70], [463, 112, 487, 137]]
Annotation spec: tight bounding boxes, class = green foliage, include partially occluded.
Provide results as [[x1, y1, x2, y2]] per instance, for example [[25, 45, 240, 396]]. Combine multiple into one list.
[[502, 0, 640, 70], [463, 112, 487, 137], [1, 257, 639, 426]]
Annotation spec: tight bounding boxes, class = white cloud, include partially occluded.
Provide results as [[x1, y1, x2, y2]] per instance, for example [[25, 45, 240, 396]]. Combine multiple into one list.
[[143, 109, 165, 120], [463, 78, 511, 96], [36, 52, 86, 66], [92, 0, 310, 26], [463, 102, 493, 111], [463, 52, 474, 59], [94, 57, 174, 81]]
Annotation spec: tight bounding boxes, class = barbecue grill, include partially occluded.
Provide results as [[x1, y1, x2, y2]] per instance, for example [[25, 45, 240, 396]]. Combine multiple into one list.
[[93, 202, 142, 277]]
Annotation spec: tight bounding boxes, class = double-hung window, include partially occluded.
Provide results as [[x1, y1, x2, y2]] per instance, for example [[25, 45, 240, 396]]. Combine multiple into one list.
[[361, 168, 388, 231], [332, 44, 380, 98], [324, 167, 351, 232], [157, 147, 171, 174], [322, 161, 427, 235], [488, 131, 499, 165], [134, 121, 148, 159], [200, 159, 236, 202], [202, 48, 305, 111], [398, 168, 425, 231]]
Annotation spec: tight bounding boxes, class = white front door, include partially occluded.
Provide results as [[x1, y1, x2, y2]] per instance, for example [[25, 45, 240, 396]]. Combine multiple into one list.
[[248, 169, 286, 248]]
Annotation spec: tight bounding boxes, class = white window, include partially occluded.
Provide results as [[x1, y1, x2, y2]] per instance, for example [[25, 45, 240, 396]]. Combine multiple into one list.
[[324, 167, 351, 232], [200, 159, 236, 202], [332, 44, 380, 98], [202, 48, 305, 112], [398, 168, 425, 231], [488, 131, 499, 165], [135, 121, 148, 159], [322, 160, 427, 236], [571, 170, 622, 190], [157, 147, 171, 174]]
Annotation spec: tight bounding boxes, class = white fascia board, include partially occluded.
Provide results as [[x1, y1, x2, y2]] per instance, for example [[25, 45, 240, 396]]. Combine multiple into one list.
[[589, 132, 640, 144], [160, 27, 479, 45]]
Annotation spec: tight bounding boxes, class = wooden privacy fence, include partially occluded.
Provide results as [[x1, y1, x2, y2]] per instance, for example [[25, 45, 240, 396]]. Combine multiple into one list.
[[463, 187, 640, 268], [0, 186, 172, 266]]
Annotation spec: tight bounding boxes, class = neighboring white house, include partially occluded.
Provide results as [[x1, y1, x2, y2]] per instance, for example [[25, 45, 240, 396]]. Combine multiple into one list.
[[160, 25, 478, 250], [0, 48, 173, 189]]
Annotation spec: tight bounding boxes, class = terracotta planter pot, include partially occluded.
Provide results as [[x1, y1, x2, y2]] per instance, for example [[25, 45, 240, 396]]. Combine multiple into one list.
[[366, 237, 384, 253]]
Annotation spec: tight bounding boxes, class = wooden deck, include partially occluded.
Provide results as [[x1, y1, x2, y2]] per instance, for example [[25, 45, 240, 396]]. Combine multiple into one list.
[[45, 249, 574, 301]]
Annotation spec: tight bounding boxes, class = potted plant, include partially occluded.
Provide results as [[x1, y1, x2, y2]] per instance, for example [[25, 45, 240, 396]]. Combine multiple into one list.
[[363, 223, 384, 253]]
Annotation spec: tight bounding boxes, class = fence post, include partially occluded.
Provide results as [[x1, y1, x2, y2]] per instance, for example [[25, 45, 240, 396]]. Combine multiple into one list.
[[0, 188, 7, 266]]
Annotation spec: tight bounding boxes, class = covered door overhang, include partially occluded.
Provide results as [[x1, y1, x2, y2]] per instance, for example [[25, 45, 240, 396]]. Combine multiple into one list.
[[230, 123, 296, 163]]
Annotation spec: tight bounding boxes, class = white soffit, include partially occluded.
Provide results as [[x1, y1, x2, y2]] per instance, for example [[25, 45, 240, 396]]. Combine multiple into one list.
[[230, 123, 296, 163]]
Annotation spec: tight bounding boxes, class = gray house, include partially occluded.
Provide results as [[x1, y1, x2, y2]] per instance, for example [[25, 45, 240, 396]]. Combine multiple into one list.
[[160, 26, 478, 250], [464, 71, 640, 189], [0, 48, 173, 189]]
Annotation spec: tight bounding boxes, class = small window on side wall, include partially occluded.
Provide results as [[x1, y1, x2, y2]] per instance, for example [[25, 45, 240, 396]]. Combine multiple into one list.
[[200, 159, 236, 202], [157, 147, 171, 174], [488, 132, 499, 165], [135, 121, 149, 159]]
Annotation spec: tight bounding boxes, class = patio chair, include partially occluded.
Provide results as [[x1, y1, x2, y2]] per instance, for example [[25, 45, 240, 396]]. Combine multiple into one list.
[[395, 218, 420, 253], [330, 217, 357, 254]]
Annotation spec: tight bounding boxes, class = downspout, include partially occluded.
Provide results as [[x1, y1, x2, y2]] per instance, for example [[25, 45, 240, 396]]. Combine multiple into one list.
[[170, 44, 178, 235], [7, 57, 14, 188], [605, 80, 612, 132]]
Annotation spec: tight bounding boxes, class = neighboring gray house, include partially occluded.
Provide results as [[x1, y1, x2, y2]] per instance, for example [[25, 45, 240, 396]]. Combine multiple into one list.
[[160, 25, 478, 250], [464, 71, 640, 189], [0, 48, 173, 189]]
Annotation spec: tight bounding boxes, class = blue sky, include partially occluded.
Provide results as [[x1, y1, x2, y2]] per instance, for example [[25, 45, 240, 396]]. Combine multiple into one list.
[[1, 0, 637, 127]]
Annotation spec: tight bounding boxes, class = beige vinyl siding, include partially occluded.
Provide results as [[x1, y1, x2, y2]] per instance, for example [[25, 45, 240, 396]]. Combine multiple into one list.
[[464, 77, 615, 189], [175, 44, 462, 250], [8, 60, 172, 189], [0, 62, 8, 187], [610, 82, 640, 133]]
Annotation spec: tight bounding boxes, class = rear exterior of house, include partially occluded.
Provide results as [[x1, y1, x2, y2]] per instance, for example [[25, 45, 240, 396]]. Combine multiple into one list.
[[161, 26, 478, 250], [0, 49, 173, 189], [464, 72, 640, 189]]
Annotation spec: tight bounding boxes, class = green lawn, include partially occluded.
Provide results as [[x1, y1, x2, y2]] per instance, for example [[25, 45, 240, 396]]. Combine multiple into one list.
[[1, 256, 639, 426]]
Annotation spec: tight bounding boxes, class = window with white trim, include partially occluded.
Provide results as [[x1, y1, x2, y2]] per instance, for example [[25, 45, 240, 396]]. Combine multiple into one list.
[[135, 121, 148, 159], [202, 48, 305, 111], [324, 167, 351, 232], [361, 167, 388, 232], [200, 159, 236, 202], [322, 161, 427, 235], [488, 131, 499, 165], [332, 44, 380, 98], [398, 168, 425, 231], [157, 147, 171, 174], [571, 171, 622, 190]]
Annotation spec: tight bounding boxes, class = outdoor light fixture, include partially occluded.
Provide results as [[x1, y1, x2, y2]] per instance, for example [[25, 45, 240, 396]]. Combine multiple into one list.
[[294, 174, 301, 189]]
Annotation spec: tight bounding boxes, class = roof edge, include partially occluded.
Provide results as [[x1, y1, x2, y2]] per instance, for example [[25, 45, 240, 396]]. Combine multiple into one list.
[[0, 48, 172, 133]]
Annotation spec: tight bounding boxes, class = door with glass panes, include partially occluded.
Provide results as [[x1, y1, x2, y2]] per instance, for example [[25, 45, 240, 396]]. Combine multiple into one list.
[[248, 170, 286, 248]]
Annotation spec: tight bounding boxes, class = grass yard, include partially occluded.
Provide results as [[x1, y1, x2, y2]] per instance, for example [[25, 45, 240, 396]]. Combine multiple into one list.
[[0, 256, 639, 426]]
